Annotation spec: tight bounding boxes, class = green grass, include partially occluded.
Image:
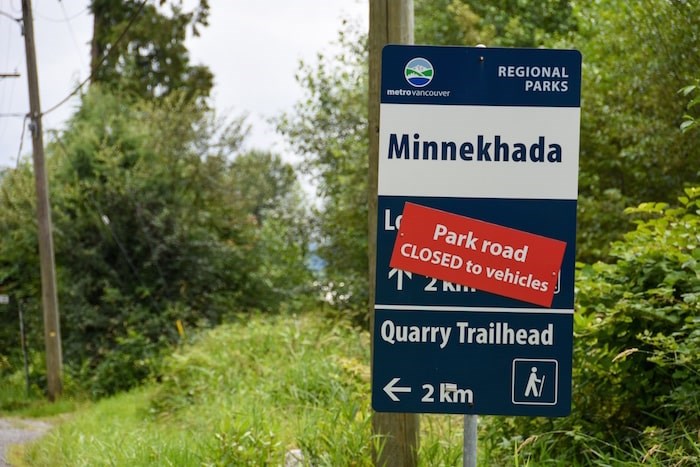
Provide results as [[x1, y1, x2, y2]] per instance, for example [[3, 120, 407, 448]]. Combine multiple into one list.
[[19, 312, 466, 466], [19, 388, 197, 466], [17, 312, 698, 465], [0, 364, 82, 419]]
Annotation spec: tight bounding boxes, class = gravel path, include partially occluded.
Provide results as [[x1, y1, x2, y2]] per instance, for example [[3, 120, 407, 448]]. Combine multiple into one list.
[[0, 418, 51, 466]]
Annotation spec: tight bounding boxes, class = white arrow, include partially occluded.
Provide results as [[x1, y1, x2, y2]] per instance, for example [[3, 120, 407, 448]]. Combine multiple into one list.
[[383, 377, 412, 402], [388, 268, 412, 291]]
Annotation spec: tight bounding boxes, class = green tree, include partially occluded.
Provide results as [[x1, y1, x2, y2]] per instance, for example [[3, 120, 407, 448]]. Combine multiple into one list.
[[437, 0, 577, 47], [575, 0, 700, 261], [278, 24, 369, 313], [58, 89, 256, 394], [90, 0, 212, 102], [228, 150, 299, 225], [228, 151, 316, 311], [415, 0, 471, 45], [0, 88, 312, 395], [466, 0, 576, 47]]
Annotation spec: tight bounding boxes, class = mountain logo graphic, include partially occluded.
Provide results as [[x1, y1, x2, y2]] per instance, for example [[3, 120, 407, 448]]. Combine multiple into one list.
[[404, 57, 434, 87]]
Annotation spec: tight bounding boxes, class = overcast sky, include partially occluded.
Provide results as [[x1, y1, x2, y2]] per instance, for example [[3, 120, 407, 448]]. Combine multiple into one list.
[[0, 0, 368, 169]]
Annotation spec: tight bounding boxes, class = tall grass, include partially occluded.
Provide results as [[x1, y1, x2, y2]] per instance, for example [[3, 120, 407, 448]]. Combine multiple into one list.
[[22, 311, 696, 465], [21, 312, 470, 466], [0, 361, 81, 418]]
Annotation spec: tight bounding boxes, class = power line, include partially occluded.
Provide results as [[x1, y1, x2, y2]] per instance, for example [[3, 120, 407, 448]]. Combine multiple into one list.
[[1, 10, 17, 70], [0, 11, 20, 143], [0, 10, 21, 23], [42, 0, 149, 117], [33, 6, 88, 23], [58, 1, 86, 68]]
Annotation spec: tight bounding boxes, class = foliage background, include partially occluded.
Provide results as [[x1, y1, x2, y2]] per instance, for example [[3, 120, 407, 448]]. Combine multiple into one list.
[[1, 0, 699, 464]]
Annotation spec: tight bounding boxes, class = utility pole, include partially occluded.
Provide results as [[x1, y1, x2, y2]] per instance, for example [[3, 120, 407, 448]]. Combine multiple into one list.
[[21, 0, 63, 401], [368, 1, 416, 466]]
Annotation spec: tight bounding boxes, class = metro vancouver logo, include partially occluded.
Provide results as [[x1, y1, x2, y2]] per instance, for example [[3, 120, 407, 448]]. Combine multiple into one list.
[[404, 57, 434, 87]]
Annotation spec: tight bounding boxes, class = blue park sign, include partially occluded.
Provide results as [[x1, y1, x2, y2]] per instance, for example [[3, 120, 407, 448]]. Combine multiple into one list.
[[371, 45, 581, 416]]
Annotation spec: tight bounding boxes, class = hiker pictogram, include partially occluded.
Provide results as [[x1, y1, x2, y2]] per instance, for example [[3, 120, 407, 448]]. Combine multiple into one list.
[[512, 359, 558, 406]]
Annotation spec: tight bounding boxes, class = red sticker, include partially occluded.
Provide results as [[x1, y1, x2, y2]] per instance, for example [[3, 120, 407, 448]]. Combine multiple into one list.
[[389, 203, 566, 307]]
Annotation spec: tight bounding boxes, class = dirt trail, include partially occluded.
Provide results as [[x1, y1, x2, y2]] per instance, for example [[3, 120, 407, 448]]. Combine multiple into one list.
[[0, 418, 51, 466]]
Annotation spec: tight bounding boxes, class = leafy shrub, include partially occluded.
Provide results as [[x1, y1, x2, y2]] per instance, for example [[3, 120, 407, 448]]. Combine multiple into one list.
[[1, 87, 313, 397], [483, 187, 700, 464], [88, 330, 164, 398]]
